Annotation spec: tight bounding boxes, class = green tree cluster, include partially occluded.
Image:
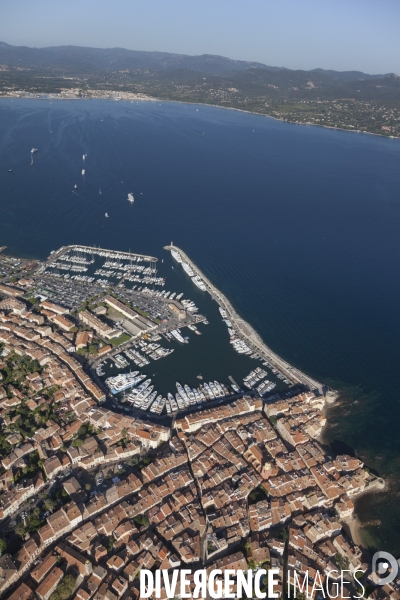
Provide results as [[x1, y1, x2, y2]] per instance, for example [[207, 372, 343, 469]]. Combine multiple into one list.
[[50, 574, 76, 600], [133, 514, 149, 527]]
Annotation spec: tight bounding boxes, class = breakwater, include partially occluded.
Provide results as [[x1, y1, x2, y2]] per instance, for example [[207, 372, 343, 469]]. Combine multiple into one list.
[[165, 244, 337, 401]]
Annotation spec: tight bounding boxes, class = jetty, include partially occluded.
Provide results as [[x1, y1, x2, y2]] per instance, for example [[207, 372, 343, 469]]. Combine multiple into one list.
[[49, 244, 158, 263], [165, 244, 337, 400]]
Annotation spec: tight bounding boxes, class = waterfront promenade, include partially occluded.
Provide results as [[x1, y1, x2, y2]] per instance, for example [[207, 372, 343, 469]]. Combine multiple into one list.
[[165, 244, 337, 400]]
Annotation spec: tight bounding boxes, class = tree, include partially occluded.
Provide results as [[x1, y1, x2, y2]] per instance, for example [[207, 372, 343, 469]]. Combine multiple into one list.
[[280, 528, 288, 541], [0, 539, 7, 554], [133, 514, 149, 527], [335, 553, 350, 570], [77, 425, 88, 438], [50, 574, 76, 600], [14, 522, 26, 537], [44, 497, 56, 512]]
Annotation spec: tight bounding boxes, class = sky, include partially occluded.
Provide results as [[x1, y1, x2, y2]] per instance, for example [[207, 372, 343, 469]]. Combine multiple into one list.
[[0, 0, 399, 74]]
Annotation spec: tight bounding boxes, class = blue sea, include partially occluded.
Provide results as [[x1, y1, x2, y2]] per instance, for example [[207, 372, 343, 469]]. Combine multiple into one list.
[[1, 98, 400, 552]]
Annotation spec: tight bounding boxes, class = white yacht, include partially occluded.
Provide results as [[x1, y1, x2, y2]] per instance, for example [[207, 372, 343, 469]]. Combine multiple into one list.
[[171, 329, 185, 344], [182, 262, 195, 277], [171, 250, 182, 263], [105, 371, 143, 394], [191, 275, 207, 291]]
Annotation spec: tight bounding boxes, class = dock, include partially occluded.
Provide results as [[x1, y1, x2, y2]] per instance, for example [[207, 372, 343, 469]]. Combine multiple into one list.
[[165, 244, 336, 399]]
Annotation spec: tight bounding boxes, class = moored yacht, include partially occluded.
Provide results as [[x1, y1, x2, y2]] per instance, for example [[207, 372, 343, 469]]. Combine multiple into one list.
[[171, 250, 182, 263], [182, 262, 194, 277], [105, 371, 143, 394], [191, 275, 207, 291]]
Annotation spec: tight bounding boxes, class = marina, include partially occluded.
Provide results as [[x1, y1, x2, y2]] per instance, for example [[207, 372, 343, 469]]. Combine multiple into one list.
[[83, 244, 297, 418], [41, 245, 161, 288], [25, 240, 308, 420], [165, 244, 335, 399]]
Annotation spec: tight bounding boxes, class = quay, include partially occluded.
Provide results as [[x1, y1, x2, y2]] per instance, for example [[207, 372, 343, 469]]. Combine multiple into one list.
[[164, 244, 337, 400]]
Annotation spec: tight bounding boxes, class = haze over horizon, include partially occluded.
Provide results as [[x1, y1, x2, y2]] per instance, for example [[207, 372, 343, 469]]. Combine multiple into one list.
[[1, 0, 399, 75]]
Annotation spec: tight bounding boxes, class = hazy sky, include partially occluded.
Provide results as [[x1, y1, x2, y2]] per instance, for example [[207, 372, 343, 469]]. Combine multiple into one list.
[[1, 0, 399, 74]]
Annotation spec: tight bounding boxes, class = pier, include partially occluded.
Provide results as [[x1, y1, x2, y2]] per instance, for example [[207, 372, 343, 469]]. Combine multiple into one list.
[[49, 244, 158, 264], [165, 244, 337, 399]]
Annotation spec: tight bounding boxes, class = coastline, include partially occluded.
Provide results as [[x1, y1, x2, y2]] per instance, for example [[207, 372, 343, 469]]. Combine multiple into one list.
[[165, 98, 400, 140], [318, 402, 387, 550], [343, 478, 387, 548], [1, 92, 399, 140]]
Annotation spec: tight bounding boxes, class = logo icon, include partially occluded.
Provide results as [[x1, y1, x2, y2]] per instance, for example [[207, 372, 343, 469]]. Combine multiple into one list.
[[372, 551, 399, 585]]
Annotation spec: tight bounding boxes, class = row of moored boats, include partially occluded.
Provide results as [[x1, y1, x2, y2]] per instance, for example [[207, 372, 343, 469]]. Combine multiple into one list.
[[105, 372, 236, 415], [243, 367, 277, 394], [171, 250, 207, 292]]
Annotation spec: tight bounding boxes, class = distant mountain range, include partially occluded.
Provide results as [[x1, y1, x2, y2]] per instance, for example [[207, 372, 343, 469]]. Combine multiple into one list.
[[1, 41, 399, 137], [0, 41, 393, 81]]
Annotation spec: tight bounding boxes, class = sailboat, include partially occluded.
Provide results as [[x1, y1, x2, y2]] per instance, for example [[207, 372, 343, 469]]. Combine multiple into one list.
[[105, 213, 109, 218], [74, 184, 77, 189], [127, 193, 134, 203], [82, 169, 85, 175]]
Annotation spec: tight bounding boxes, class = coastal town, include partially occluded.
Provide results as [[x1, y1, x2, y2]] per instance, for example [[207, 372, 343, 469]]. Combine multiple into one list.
[[0, 245, 391, 600]]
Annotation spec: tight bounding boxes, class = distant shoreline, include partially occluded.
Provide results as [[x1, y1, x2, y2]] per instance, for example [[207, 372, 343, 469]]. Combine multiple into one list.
[[190, 100, 400, 140], [1, 93, 399, 140]]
